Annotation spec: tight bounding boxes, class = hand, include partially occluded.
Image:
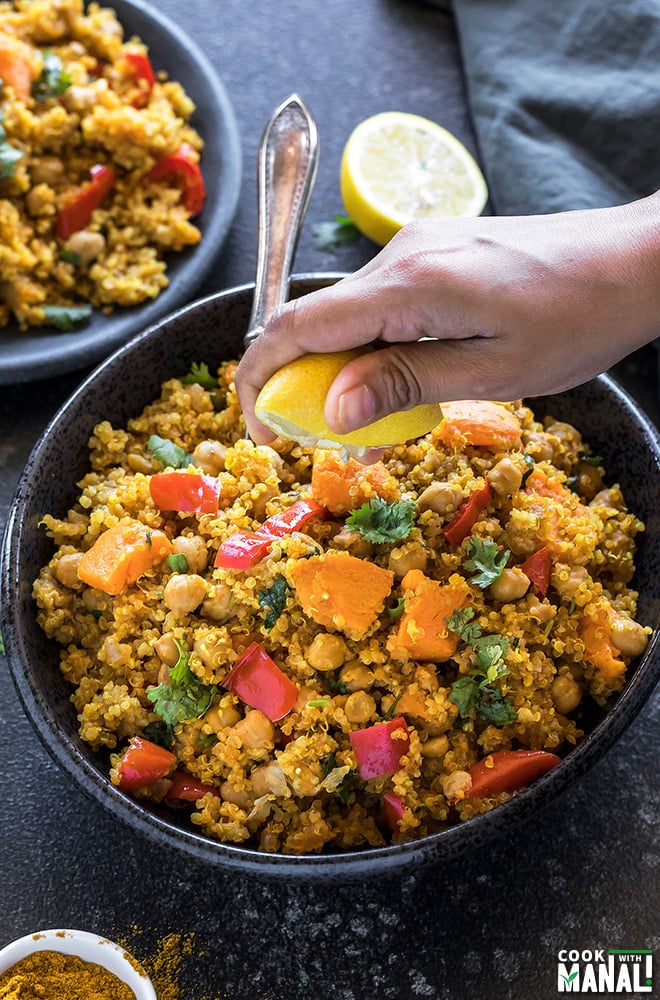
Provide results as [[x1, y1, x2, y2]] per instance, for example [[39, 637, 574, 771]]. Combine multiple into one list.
[[236, 193, 660, 444]]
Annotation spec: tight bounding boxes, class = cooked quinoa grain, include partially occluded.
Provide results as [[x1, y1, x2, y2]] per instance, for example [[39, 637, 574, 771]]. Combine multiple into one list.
[[0, 0, 204, 331], [33, 375, 652, 854]]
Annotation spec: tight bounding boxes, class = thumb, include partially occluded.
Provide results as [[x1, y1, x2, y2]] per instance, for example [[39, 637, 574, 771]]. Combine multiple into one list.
[[323, 338, 501, 433]]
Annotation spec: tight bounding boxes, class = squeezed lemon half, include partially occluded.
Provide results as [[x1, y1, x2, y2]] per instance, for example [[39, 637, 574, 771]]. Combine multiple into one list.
[[254, 349, 443, 459], [340, 111, 488, 245]]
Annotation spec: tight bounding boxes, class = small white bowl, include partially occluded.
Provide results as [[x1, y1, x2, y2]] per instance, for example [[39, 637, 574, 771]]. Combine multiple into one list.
[[0, 928, 157, 999]]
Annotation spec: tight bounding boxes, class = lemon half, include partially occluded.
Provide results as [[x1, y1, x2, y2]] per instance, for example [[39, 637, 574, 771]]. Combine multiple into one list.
[[255, 350, 443, 459], [340, 111, 488, 246]]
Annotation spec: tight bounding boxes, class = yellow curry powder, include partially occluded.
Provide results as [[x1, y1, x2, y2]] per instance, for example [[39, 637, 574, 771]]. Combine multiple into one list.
[[0, 950, 136, 1000]]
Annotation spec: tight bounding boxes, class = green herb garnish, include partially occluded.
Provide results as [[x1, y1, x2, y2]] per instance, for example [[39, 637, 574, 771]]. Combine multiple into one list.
[[329, 678, 349, 695], [180, 361, 217, 390], [147, 637, 216, 728], [141, 720, 173, 749], [446, 609, 516, 726], [463, 537, 510, 588], [41, 304, 92, 331], [386, 597, 406, 619], [308, 698, 330, 708], [312, 215, 360, 251], [257, 576, 289, 630], [59, 248, 81, 265], [521, 451, 535, 487], [0, 106, 23, 178], [167, 553, 189, 574], [578, 452, 603, 467], [345, 496, 416, 544], [32, 51, 71, 100], [147, 434, 193, 469], [382, 691, 404, 721], [0, 630, 5, 655]]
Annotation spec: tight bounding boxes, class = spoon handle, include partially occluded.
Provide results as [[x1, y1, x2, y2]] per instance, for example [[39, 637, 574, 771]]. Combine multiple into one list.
[[244, 93, 319, 350]]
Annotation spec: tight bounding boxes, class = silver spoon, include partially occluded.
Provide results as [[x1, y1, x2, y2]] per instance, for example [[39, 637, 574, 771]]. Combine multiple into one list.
[[243, 93, 319, 353]]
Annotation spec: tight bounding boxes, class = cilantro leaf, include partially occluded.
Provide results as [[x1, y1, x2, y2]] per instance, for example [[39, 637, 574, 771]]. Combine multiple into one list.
[[257, 576, 289, 630], [473, 634, 510, 676], [147, 434, 192, 469], [345, 497, 416, 544], [463, 537, 510, 588], [42, 304, 92, 331], [167, 553, 189, 574], [386, 597, 406, 619], [180, 361, 217, 390], [446, 607, 482, 645], [476, 690, 518, 726], [32, 51, 71, 101], [448, 675, 481, 717], [141, 720, 173, 749], [312, 215, 360, 251], [147, 637, 216, 728]]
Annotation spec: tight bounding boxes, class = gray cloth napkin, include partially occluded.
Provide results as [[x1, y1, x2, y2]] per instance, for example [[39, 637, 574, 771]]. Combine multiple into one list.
[[449, 0, 660, 215]]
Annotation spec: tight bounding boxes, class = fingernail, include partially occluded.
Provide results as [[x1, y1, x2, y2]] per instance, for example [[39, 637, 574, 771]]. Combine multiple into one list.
[[336, 385, 377, 433]]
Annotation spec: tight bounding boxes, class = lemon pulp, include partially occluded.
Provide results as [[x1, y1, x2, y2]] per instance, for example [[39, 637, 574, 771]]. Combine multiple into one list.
[[340, 111, 488, 246]]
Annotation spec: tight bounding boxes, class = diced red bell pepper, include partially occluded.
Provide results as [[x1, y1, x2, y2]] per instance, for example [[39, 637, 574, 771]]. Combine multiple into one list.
[[144, 142, 206, 215], [466, 749, 561, 798], [116, 736, 176, 791], [56, 163, 116, 240], [149, 471, 221, 515], [349, 717, 409, 781], [123, 51, 156, 87], [443, 481, 492, 547], [165, 769, 219, 802], [214, 499, 328, 569], [382, 790, 405, 832], [215, 530, 273, 569], [222, 641, 299, 722], [520, 546, 552, 599], [261, 499, 328, 537], [123, 50, 156, 107]]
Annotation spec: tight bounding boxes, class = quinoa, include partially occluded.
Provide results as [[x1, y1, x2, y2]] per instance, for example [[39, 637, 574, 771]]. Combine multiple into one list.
[[33, 367, 652, 854], [0, 0, 203, 330]]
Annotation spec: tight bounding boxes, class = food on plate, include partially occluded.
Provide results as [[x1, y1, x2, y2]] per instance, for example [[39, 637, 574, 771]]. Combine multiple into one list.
[[0, 0, 205, 332], [33, 363, 651, 854], [340, 111, 488, 246], [254, 348, 443, 459]]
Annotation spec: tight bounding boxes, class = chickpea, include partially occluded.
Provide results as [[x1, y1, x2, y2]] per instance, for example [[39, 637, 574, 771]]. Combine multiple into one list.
[[417, 481, 463, 514], [172, 534, 208, 574], [345, 691, 377, 724], [551, 674, 582, 714], [526, 595, 555, 624], [295, 685, 321, 711], [523, 431, 555, 462], [30, 156, 63, 186], [489, 567, 530, 603], [306, 633, 349, 672], [219, 781, 252, 808], [545, 420, 582, 447], [188, 383, 209, 413], [590, 487, 623, 511], [64, 230, 106, 266], [62, 84, 97, 111], [193, 632, 225, 670], [610, 618, 649, 658], [251, 762, 289, 797], [442, 770, 472, 801], [487, 456, 524, 497], [154, 633, 181, 667], [571, 461, 603, 500], [388, 542, 428, 579], [163, 573, 207, 616], [552, 564, 590, 600], [81, 588, 100, 612], [26, 184, 53, 217], [331, 526, 373, 558], [53, 552, 83, 588], [339, 661, 374, 692], [200, 583, 234, 623], [233, 710, 274, 749], [126, 452, 152, 474], [193, 440, 227, 475], [421, 735, 449, 758], [205, 703, 241, 731]]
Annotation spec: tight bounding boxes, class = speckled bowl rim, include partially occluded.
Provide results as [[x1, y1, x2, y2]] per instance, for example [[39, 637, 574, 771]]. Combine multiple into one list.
[[0, 928, 156, 999], [0, 0, 242, 385], [2, 273, 660, 881]]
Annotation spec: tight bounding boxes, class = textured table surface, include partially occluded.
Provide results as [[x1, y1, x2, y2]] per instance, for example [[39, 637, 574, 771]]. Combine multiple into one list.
[[0, 2, 658, 998]]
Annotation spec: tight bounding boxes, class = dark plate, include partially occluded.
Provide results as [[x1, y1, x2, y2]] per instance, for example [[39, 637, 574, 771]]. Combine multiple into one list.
[[0, 0, 242, 385], [2, 274, 660, 881]]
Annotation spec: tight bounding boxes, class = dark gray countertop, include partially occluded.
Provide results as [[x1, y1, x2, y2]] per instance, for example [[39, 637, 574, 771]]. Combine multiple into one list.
[[1, 2, 658, 998]]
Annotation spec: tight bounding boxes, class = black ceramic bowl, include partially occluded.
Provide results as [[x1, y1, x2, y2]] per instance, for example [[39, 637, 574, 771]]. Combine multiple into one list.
[[2, 275, 660, 881]]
